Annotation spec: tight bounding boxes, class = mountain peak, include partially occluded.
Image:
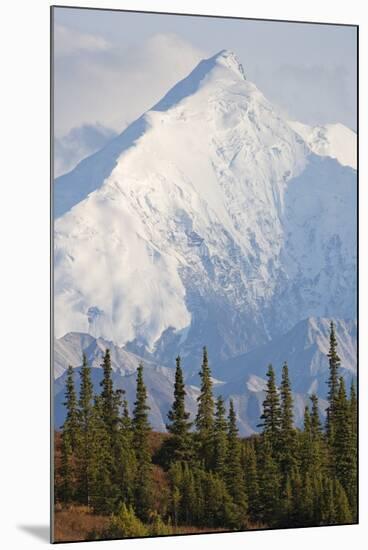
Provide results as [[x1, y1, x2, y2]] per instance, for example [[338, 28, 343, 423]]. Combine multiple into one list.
[[211, 49, 246, 80]]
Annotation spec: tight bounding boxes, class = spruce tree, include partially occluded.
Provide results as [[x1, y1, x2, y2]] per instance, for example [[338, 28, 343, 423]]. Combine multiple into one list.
[[180, 463, 197, 525], [299, 471, 314, 526], [349, 381, 358, 519], [304, 405, 311, 434], [76, 354, 95, 506], [225, 400, 247, 517], [257, 435, 280, 526], [89, 394, 115, 514], [242, 441, 259, 523], [310, 393, 322, 438], [195, 347, 215, 468], [62, 365, 79, 451], [300, 405, 313, 479], [279, 362, 297, 481], [326, 321, 341, 440], [132, 363, 152, 521], [111, 388, 137, 508], [333, 479, 353, 524], [350, 381, 357, 440], [166, 356, 192, 462], [213, 395, 228, 477], [59, 430, 74, 504], [321, 477, 336, 525], [258, 364, 281, 456], [100, 349, 115, 432], [333, 377, 356, 511]]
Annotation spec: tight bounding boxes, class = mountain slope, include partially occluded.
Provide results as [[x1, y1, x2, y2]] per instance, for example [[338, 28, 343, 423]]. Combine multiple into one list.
[[288, 120, 356, 169], [54, 318, 356, 435], [54, 49, 357, 370], [54, 332, 200, 431]]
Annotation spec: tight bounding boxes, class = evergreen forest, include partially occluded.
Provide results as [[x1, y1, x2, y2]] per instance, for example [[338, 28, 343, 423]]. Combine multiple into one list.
[[54, 322, 357, 541]]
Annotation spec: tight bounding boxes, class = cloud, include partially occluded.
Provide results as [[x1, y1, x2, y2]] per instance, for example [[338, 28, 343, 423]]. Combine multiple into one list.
[[255, 63, 356, 131], [54, 123, 117, 177], [53, 29, 207, 138], [54, 24, 111, 56]]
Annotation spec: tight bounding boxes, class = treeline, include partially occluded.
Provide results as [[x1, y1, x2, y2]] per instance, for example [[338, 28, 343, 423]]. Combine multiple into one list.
[[56, 322, 357, 536]]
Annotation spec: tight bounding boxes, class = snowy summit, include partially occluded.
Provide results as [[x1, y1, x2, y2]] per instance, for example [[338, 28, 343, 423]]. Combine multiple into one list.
[[54, 49, 357, 372]]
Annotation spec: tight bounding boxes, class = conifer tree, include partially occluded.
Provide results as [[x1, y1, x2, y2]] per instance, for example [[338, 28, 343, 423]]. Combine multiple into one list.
[[333, 479, 353, 524], [302, 396, 324, 479], [326, 321, 341, 440], [257, 435, 280, 526], [180, 463, 197, 524], [279, 362, 297, 481], [285, 467, 304, 527], [242, 442, 259, 523], [333, 377, 356, 509], [62, 365, 79, 451], [132, 363, 152, 520], [195, 347, 215, 468], [213, 395, 228, 476], [299, 471, 314, 526], [310, 393, 322, 438], [321, 477, 336, 525], [121, 397, 131, 432], [258, 364, 281, 456], [300, 405, 313, 479], [225, 400, 247, 516], [304, 405, 311, 434], [168, 461, 183, 526], [89, 394, 116, 514], [166, 356, 192, 462], [76, 354, 95, 506], [112, 388, 137, 508], [100, 349, 115, 432], [349, 381, 358, 518], [107, 503, 149, 538], [350, 381, 357, 440], [59, 430, 74, 504]]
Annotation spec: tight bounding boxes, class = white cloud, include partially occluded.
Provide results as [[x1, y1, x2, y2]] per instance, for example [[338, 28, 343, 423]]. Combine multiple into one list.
[[53, 29, 207, 138], [54, 24, 111, 56], [54, 123, 117, 177]]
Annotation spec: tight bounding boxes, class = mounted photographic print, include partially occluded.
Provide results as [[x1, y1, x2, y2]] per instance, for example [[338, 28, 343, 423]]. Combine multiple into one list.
[[51, 6, 358, 543]]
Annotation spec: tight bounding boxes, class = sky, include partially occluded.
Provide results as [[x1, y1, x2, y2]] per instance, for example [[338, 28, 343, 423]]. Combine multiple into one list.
[[53, 7, 357, 175]]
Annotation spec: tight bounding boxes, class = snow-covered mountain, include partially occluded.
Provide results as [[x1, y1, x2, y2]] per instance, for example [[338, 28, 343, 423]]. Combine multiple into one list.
[[288, 120, 356, 169], [53, 49, 357, 389], [53, 318, 356, 435]]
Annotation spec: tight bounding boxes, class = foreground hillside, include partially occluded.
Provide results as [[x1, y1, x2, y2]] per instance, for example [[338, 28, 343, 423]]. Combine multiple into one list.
[[53, 323, 357, 542]]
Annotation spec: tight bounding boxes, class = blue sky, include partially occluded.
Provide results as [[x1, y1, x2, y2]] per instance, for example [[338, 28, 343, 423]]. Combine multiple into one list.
[[53, 7, 357, 141]]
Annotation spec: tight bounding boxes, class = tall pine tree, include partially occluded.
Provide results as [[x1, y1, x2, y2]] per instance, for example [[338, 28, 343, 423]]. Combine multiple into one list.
[[242, 441, 259, 523], [257, 435, 280, 526], [166, 356, 192, 462], [333, 376, 356, 515], [225, 399, 247, 518], [279, 362, 297, 481], [326, 321, 341, 440], [195, 347, 215, 469], [76, 354, 95, 506], [132, 363, 152, 520], [62, 365, 79, 451], [258, 364, 281, 457], [213, 395, 228, 476]]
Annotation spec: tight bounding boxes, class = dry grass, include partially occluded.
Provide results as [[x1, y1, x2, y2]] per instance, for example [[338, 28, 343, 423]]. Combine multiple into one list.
[[53, 505, 110, 542], [53, 505, 264, 542]]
